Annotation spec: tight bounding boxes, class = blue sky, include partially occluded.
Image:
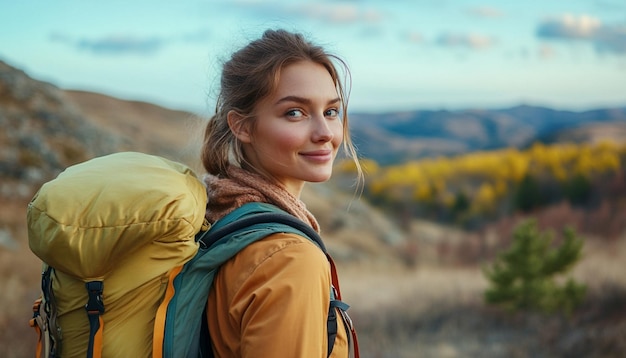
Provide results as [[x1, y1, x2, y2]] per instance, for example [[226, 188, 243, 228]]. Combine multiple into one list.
[[1, 0, 625, 114]]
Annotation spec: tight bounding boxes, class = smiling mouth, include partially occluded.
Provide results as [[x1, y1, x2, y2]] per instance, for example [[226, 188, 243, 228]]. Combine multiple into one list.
[[300, 150, 333, 162]]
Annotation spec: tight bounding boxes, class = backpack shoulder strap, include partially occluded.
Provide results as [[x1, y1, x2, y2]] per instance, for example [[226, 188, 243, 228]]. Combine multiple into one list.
[[198, 202, 327, 253]]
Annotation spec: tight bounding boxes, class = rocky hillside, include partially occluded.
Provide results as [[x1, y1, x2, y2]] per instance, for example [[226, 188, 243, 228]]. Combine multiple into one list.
[[0, 60, 206, 183], [64, 90, 206, 168], [1, 61, 116, 198]]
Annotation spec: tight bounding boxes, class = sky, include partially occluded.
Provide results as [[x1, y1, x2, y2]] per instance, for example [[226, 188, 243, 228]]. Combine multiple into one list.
[[1, 0, 625, 114]]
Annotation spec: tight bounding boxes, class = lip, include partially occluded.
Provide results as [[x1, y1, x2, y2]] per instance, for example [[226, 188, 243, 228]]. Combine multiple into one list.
[[300, 149, 333, 162]]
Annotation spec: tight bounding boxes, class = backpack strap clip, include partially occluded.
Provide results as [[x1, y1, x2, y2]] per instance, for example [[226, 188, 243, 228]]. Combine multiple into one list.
[[85, 281, 105, 316], [85, 281, 105, 358]]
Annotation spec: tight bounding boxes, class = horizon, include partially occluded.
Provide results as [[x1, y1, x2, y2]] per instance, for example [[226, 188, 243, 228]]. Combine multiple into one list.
[[2, 1, 626, 114]]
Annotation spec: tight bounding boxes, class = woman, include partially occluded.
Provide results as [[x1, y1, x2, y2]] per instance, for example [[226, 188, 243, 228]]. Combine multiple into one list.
[[201, 29, 362, 357]]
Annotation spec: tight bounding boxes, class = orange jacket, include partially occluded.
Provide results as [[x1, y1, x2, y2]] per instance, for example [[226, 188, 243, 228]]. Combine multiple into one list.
[[207, 232, 349, 357]]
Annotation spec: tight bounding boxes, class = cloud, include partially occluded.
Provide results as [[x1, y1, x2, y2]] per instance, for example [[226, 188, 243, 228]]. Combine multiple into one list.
[[538, 45, 558, 59], [536, 14, 626, 55], [76, 35, 164, 55], [230, 1, 385, 25], [537, 14, 601, 39], [436, 33, 496, 50], [49, 29, 212, 56], [49, 32, 73, 44], [467, 6, 504, 18], [296, 3, 384, 24], [595, 26, 626, 54]]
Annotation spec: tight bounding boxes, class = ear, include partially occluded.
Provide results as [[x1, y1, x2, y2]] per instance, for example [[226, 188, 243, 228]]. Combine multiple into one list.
[[227, 110, 252, 143]]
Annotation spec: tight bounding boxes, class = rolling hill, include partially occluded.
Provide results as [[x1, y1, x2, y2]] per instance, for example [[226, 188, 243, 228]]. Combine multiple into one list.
[[350, 105, 626, 164]]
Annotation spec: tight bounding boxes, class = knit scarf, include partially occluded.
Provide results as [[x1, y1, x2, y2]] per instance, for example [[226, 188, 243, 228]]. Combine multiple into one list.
[[203, 166, 320, 233]]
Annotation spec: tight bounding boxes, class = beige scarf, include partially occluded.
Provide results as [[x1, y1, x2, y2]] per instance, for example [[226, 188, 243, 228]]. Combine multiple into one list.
[[203, 167, 320, 232]]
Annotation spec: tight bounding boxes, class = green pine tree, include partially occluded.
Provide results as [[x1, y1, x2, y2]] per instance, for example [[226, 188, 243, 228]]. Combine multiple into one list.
[[483, 219, 586, 314]]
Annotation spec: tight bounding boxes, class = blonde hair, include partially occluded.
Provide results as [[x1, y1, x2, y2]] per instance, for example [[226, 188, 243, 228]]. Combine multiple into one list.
[[201, 29, 362, 186]]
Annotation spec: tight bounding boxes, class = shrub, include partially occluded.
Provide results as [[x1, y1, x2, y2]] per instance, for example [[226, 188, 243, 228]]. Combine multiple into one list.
[[483, 219, 586, 314]]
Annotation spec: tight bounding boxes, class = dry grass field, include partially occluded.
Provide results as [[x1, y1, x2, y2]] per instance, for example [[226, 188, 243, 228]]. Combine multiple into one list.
[[337, 235, 626, 358]]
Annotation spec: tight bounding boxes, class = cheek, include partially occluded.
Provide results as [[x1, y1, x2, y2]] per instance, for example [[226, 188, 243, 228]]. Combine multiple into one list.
[[331, 121, 344, 148], [258, 124, 304, 152]]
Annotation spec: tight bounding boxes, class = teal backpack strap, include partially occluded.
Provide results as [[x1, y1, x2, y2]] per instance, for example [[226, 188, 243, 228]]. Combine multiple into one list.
[[197, 205, 327, 253]]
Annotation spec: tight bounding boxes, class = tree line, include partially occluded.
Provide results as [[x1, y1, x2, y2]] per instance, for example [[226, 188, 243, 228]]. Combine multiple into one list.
[[336, 140, 626, 229]]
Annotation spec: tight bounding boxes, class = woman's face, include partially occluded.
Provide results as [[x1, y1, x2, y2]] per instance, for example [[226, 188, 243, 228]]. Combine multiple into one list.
[[235, 60, 343, 197]]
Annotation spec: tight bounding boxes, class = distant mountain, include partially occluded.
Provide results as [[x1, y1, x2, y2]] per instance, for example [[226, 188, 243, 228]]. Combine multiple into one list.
[[350, 105, 626, 164]]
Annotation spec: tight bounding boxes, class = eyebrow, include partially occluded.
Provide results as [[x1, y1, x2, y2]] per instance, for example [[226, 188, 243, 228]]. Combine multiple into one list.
[[275, 95, 341, 106]]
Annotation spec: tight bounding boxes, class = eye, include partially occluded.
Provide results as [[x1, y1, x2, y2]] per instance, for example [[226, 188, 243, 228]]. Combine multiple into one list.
[[286, 109, 305, 118], [325, 108, 339, 118]]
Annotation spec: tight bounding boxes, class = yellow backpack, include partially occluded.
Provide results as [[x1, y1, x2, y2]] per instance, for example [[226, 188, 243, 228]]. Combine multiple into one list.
[[28, 152, 206, 357]]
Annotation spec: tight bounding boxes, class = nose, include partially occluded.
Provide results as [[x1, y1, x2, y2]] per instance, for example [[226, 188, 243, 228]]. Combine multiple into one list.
[[312, 114, 334, 143]]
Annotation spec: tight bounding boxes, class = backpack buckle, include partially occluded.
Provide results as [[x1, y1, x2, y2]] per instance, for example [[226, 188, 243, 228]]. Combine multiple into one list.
[[85, 281, 105, 315]]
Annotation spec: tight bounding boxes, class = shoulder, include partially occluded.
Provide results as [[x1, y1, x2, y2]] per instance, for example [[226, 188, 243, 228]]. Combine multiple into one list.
[[218, 232, 330, 293], [238, 232, 327, 272]]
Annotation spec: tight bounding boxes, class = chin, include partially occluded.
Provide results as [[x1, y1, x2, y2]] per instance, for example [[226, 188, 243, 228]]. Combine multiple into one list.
[[308, 178, 330, 184], [301, 167, 333, 183], [307, 174, 333, 183]]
